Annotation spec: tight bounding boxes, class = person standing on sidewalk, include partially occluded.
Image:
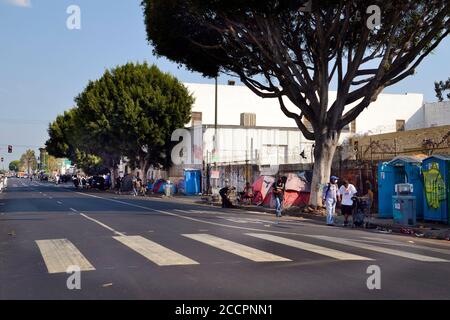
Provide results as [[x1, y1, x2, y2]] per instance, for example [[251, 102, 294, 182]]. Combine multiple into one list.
[[339, 179, 358, 226], [322, 176, 340, 226], [272, 177, 285, 218]]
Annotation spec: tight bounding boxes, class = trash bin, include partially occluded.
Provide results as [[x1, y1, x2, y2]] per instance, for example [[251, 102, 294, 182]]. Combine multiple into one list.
[[392, 195, 416, 226]]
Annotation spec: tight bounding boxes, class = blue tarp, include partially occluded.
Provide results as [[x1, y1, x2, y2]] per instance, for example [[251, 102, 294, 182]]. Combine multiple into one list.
[[184, 169, 201, 195]]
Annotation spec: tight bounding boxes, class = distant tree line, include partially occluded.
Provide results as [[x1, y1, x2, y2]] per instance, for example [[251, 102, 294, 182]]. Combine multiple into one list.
[[435, 77, 450, 102]]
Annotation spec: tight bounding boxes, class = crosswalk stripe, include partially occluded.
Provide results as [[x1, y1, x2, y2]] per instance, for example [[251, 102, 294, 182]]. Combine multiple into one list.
[[359, 237, 450, 255], [308, 235, 449, 262], [35, 239, 95, 274], [183, 234, 291, 262], [113, 235, 198, 266], [246, 233, 372, 261]]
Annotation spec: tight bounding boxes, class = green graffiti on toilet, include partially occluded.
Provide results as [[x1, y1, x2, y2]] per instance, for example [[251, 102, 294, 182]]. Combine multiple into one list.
[[423, 162, 446, 209]]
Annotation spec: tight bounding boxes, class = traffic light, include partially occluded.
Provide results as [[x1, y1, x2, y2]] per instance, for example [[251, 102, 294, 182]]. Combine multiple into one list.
[[1, 157, 3, 162], [8, 145, 12, 153]]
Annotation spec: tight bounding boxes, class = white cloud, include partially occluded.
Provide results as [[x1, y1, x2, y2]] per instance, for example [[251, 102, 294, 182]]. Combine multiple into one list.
[[4, 0, 32, 7]]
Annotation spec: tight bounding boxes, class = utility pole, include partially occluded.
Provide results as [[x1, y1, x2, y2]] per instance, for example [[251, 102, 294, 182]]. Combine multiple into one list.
[[215, 76, 218, 135], [213, 77, 218, 190]]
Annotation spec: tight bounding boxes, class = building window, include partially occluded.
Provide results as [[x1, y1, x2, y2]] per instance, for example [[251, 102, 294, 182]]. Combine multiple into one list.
[[240, 113, 256, 127], [396, 120, 405, 132]]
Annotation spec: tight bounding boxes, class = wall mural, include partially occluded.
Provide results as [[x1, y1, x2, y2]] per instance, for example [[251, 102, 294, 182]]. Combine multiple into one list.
[[423, 162, 446, 209]]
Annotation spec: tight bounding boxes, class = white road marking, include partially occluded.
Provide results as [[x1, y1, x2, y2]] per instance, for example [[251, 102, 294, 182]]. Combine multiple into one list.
[[175, 209, 225, 215], [183, 233, 291, 262], [69, 208, 78, 212], [57, 201, 63, 205], [359, 237, 450, 255], [246, 233, 372, 261], [35, 239, 95, 274], [79, 213, 125, 237], [113, 235, 198, 266], [308, 235, 449, 262], [75, 192, 333, 236]]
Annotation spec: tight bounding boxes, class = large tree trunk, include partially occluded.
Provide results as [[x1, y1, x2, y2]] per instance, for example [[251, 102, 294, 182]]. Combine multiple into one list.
[[110, 166, 116, 190], [309, 131, 340, 208], [139, 159, 150, 185]]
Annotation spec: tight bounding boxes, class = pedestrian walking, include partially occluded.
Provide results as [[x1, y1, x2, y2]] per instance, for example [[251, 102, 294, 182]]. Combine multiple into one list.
[[139, 179, 147, 196], [116, 176, 122, 195], [272, 177, 285, 218], [132, 176, 138, 196], [322, 176, 340, 226], [338, 179, 357, 226], [364, 180, 374, 215]]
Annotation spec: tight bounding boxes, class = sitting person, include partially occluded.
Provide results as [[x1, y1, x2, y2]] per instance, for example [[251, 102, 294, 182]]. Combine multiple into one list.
[[219, 184, 235, 208], [240, 182, 254, 204]]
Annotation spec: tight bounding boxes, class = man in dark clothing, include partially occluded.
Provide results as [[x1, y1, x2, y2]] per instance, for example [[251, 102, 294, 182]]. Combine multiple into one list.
[[116, 177, 122, 195], [219, 185, 235, 208], [272, 177, 285, 217]]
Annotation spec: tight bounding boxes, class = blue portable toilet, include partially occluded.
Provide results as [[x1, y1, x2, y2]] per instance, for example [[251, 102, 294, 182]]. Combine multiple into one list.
[[184, 169, 201, 195], [422, 155, 450, 224], [378, 162, 396, 218], [378, 156, 425, 219]]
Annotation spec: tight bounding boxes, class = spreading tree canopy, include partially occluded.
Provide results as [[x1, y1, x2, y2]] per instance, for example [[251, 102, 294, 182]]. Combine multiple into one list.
[[8, 160, 20, 172], [142, 0, 450, 206]]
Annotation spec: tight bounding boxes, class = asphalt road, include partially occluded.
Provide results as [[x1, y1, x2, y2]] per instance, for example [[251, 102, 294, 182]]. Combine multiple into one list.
[[1, 177, 450, 300]]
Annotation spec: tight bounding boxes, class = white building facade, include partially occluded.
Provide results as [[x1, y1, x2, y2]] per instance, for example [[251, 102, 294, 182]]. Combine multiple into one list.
[[406, 101, 450, 130], [184, 82, 424, 166]]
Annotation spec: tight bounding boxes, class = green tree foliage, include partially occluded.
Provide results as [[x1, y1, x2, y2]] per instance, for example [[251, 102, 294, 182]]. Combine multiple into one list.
[[8, 160, 20, 172], [435, 78, 450, 101], [46, 63, 193, 179], [46, 109, 78, 160], [142, 0, 450, 206], [20, 149, 37, 174]]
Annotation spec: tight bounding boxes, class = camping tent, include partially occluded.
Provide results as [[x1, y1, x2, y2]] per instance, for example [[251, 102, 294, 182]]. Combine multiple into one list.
[[252, 176, 275, 205], [283, 173, 311, 208], [153, 179, 166, 193], [252, 173, 311, 209], [121, 175, 133, 192]]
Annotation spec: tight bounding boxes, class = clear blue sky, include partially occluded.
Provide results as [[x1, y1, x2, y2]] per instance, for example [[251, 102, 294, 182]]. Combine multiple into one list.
[[0, 0, 449, 166]]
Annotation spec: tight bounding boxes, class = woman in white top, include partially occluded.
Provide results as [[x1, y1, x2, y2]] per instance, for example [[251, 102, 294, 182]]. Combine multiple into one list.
[[339, 180, 358, 226]]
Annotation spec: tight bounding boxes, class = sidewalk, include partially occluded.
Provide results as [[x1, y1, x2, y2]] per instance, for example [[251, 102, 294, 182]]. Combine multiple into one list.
[[165, 193, 450, 241]]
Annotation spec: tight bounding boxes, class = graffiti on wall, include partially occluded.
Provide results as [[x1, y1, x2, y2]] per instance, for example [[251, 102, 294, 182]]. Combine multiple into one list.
[[422, 131, 450, 155]]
